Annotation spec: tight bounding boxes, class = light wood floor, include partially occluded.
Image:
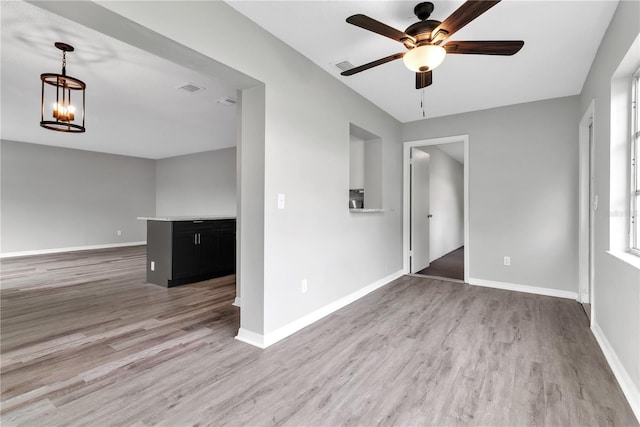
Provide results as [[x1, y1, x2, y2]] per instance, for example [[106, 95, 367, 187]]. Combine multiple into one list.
[[1, 246, 637, 426]]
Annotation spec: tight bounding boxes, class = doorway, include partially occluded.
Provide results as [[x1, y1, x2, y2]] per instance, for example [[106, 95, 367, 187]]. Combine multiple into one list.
[[403, 135, 469, 283], [30, 1, 267, 341], [578, 101, 595, 323]]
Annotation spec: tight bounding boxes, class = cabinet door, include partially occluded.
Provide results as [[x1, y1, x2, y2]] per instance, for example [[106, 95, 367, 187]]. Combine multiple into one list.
[[216, 221, 236, 275], [197, 226, 218, 276], [172, 227, 198, 280]]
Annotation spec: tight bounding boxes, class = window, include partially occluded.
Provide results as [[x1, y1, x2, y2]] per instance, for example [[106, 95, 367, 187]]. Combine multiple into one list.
[[631, 68, 640, 255]]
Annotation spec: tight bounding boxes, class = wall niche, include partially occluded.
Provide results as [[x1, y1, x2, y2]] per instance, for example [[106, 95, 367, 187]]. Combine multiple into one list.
[[349, 123, 382, 211]]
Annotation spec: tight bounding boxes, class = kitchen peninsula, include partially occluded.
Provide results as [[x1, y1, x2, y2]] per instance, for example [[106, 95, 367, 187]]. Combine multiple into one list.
[[138, 216, 236, 287]]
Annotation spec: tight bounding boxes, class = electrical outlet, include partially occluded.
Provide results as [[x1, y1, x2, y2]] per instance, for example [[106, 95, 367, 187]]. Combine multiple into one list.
[[504, 256, 511, 266], [116, 229, 122, 236], [301, 279, 308, 293], [150, 261, 155, 271]]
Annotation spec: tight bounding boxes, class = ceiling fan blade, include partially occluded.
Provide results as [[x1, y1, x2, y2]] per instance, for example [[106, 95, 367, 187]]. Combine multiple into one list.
[[416, 71, 433, 89], [341, 52, 405, 76], [431, 0, 501, 44], [444, 40, 524, 55], [346, 14, 415, 45]]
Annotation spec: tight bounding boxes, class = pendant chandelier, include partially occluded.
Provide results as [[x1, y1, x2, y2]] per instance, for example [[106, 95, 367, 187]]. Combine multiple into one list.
[[40, 42, 86, 133]]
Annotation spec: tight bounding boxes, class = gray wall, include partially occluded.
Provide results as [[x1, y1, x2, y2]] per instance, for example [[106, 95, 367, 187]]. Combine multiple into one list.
[[363, 138, 383, 209], [236, 84, 266, 335], [1, 140, 155, 254], [96, 1, 404, 338], [579, 0, 640, 399], [349, 135, 364, 189], [155, 147, 236, 217], [404, 96, 579, 293], [418, 146, 464, 262]]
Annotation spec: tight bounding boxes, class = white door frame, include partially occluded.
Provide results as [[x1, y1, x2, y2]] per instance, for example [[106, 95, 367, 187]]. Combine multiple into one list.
[[578, 100, 595, 319], [403, 135, 470, 283]]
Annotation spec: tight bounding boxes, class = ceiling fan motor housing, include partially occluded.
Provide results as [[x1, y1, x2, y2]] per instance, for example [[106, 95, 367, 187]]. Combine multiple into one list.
[[405, 20, 441, 44]]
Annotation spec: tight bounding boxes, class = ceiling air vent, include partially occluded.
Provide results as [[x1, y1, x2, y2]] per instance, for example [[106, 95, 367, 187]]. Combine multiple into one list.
[[216, 97, 237, 106], [334, 61, 355, 72], [177, 82, 205, 94]]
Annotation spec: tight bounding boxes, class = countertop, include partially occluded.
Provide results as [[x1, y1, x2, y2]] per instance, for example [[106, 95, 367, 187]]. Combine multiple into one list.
[[349, 209, 385, 213], [137, 216, 236, 222]]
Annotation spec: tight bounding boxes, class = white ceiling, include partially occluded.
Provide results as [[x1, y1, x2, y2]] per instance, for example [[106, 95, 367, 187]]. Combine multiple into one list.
[[1, 1, 619, 159], [227, 0, 618, 123], [1, 0, 238, 160]]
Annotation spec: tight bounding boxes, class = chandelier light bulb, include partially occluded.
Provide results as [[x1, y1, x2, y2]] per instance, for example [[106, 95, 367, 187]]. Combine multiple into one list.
[[52, 102, 75, 121]]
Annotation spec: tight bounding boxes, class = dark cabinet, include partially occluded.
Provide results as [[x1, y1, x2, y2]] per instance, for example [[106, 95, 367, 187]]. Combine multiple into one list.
[[172, 224, 200, 280], [213, 220, 236, 276], [145, 219, 236, 287]]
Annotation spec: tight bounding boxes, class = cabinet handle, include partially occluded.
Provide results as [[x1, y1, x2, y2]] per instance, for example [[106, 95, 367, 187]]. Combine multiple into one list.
[[194, 233, 198, 245], [198, 233, 201, 245]]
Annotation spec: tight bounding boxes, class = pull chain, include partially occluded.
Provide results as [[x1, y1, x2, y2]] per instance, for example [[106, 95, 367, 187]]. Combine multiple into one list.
[[421, 88, 426, 118]]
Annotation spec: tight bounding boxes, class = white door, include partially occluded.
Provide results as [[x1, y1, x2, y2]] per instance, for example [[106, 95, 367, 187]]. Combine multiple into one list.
[[411, 148, 430, 273]]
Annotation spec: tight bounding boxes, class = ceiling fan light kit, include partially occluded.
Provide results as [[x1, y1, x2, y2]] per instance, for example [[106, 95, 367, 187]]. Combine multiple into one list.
[[403, 44, 446, 72], [341, 1, 524, 89], [40, 42, 86, 133]]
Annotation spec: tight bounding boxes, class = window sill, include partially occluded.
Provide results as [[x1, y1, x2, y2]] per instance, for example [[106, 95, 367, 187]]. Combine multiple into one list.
[[606, 250, 640, 270]]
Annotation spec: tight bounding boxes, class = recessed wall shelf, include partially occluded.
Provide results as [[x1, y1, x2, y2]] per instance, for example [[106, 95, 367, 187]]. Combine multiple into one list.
[[349, 123, 382, 210]]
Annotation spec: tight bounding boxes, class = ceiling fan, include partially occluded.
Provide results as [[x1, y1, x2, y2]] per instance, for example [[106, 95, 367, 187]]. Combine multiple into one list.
[[341, 0, 524, 89]]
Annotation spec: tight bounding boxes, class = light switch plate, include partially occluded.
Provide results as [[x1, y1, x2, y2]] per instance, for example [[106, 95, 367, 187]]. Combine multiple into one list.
[[278, 193, 285, 209]]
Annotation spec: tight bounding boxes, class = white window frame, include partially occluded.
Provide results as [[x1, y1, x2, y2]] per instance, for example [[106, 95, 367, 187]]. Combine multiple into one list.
[[631, 67, 640, 255]]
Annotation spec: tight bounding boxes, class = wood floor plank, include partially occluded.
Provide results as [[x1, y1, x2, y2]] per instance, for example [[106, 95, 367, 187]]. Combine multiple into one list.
[[1, 246, 637, 426]]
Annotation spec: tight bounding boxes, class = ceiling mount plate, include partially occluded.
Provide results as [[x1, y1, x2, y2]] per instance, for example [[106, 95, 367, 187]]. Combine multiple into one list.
[[414, 2, 435, 21], [54, 42, 74, 52]]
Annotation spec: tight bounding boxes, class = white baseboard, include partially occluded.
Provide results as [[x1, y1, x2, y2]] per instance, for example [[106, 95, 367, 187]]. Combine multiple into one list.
[[468, 277, 578, 300], [234, 270, 404, 349], [232, 297, 241, 307], [591, 321, 640, 423], [580, 292, 590, 303], [0, 241, 147, 259], [235, 328, 266, 348]]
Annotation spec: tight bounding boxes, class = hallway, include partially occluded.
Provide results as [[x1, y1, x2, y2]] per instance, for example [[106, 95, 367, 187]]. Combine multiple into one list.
[[416, 246, 464, 280]]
